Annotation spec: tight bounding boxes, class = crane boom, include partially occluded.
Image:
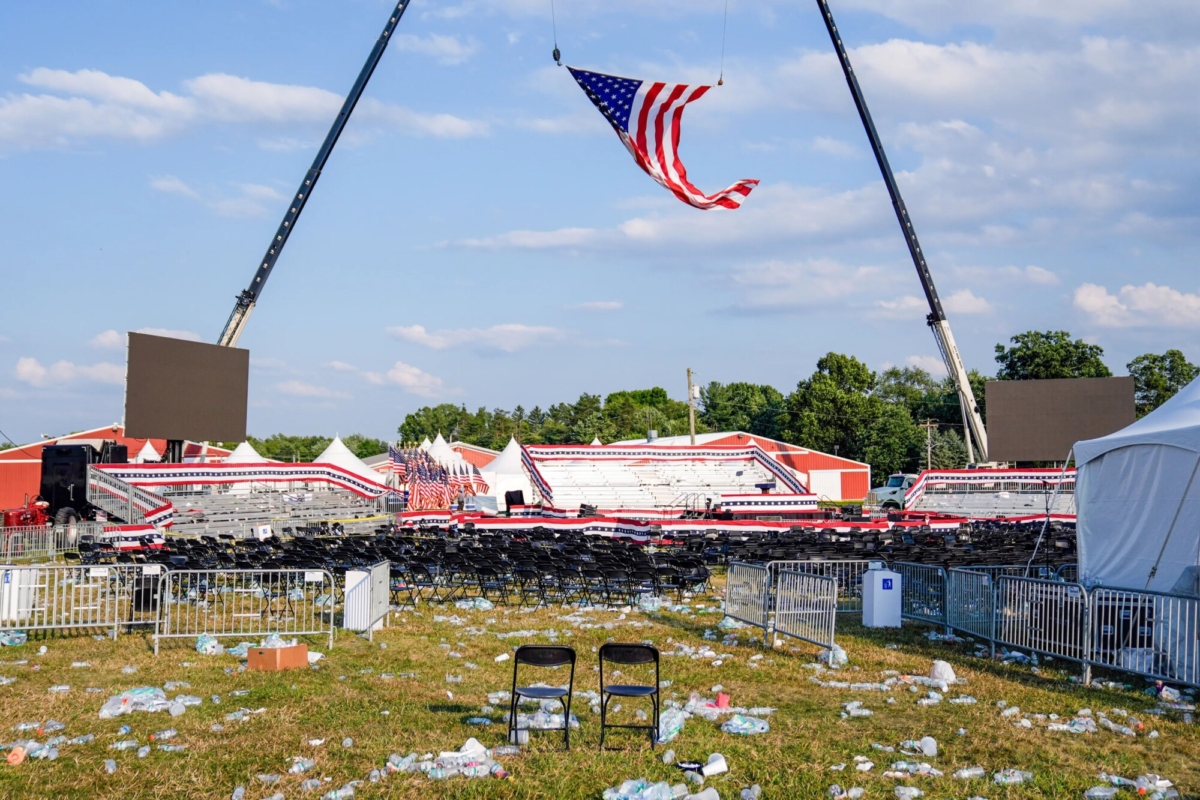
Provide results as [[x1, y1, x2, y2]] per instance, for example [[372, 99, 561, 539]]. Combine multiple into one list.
[[813, 0, 989, 462], [217, 0, 413, 348]]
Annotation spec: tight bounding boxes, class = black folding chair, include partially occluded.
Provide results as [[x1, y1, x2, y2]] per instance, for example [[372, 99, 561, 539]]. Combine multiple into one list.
[[599, 643, 660, 749], [508, 645, 576, 749]]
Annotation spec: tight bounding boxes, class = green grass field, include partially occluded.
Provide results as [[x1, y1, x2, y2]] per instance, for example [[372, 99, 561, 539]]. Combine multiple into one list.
[[0, 590, 1196, 799]]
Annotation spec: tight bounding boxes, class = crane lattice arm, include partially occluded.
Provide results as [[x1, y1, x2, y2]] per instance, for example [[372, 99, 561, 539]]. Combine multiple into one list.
[[813, 0, 989, 462], [218, 0, 413, 348]]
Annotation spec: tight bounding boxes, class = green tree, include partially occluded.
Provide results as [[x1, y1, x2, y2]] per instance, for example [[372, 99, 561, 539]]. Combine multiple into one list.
[[698, 381, 786, 439], [994, 330, 1111, 380], [247, 434, 331, 462], [1128, 349, 1199, 416], [781, 353, 923, 484], [398, 404, 472, 444], [342, 434, 388, 459]]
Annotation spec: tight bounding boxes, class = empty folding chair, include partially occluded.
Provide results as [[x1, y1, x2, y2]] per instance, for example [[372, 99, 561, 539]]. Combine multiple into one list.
[[598, 643, 660, 749], [508, 645, 576, 749]]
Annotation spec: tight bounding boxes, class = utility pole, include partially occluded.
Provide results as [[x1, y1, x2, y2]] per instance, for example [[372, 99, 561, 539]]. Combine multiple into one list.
[[919, 420, 938, 470], [687, 368, 697, 445]]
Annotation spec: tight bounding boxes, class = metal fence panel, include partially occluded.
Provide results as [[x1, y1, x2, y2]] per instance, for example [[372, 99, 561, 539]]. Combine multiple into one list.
[[994, 576, 1089, 663], [773, 570, 837, 649], [725, 561, 769, 630], [155, 569, 335, 654], [0, 564, 161, 637], [894, 562, 946, 625], [1089, 587, 1200, 688], [946, 568, 996, 641], [774, 559, 883, 614], [2, 524, 97, 562]]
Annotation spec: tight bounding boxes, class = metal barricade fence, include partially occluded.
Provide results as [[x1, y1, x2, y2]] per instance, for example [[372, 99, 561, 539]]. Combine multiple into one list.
[[894, 562, 946, 626], [994, 576, 1090, 664], [1056, 564, 1079, 582], [963, 564, 1059, 580], [2, 524, 95, 562], [724, 562, 769, 631], [0, 563, 162, 638], [773, 570, 837, 649], [946, 568, 996, 642], [1089, 586, 1200, 688], [773, 559, 882, 614], [154, 568, 336, 654]]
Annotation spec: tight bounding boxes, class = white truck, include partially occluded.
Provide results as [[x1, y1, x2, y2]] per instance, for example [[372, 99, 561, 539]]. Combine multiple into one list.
[[867, 473, 919, 510]]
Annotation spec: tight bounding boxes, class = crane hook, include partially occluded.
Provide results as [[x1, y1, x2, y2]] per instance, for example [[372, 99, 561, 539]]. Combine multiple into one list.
[[553, 46, 562, 66]]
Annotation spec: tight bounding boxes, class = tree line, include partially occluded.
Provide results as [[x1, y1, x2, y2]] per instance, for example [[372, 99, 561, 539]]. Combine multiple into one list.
[[394, 331, 1196, 485]]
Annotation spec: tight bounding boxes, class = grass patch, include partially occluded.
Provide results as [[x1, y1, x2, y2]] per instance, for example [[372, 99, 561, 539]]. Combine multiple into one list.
[[0, 587, 1197, 799]]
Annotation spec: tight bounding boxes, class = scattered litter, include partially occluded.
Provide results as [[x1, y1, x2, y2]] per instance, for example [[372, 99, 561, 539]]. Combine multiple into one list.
[[721, 715, 769, 735], [0, 631, 28, 647], [993, 769, 1033, 785], [195, 633, 225, 656]]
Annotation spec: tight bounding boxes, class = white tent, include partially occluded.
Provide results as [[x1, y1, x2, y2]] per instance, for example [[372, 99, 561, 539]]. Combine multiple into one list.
[[133, 441, 160, 463], [224, 441, 266, 464], [428, 433, 467, 470], [315, 436, 386, 486], [1076, 377, 1200, 593], [419, 437, 433, 452], [482, 437, 533, 510]]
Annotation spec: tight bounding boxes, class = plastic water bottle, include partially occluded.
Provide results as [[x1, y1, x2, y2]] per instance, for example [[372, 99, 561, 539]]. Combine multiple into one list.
[[491, 745, 520, 757], [158, 744, 186, 752], [662, 748, 675, 765], [150, 728, 177, 741], [953, 767, 985, 779], [290, 757, 316, 773], [300, 778, 321, 791], [117, 725, 132, 736], [342, 737, 354, 749], [1084, 788, 1119, 800], [104, 758, 117, 774], [137, 745, 150, 758], [67, 734, 95, 745], [231, 788, 245, 800], [110, 740, 139, 751]]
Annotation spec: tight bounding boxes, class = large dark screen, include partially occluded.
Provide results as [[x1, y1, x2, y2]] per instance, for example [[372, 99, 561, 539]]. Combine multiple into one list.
[[986, 377, 1135, 462], [124, 333, 248, 441]]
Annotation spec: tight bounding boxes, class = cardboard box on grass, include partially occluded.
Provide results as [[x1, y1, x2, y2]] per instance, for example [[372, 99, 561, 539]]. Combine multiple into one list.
[[248, 642, 308, 671]]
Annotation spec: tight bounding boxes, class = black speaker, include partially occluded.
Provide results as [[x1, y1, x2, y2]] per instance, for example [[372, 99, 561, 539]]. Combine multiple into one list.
[[505, 490, 526, 508], [131, 576, 159, 613]]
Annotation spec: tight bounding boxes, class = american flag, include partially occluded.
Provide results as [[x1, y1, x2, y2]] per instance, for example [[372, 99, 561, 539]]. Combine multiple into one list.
[[568, 67, 758, 210]]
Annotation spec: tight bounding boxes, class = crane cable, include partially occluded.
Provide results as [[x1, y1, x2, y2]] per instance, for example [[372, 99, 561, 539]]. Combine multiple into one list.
[[717, 0, 729, 85], [551, 0, 562, 65]]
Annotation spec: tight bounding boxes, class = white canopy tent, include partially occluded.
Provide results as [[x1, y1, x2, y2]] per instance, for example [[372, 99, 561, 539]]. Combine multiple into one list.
[[133, 441, 160, 463], [482, 437, 533, 511], [224, 441, 267, 464], [1076, 376, 1200, 594], [428, 433, 468, 470], [315, 436, 387, 486]]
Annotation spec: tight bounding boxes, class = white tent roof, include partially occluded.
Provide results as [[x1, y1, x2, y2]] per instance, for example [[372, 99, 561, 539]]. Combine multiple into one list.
[[428, 433, 467, 469], [224, 441, 265, 464], [315, 436, 384, 485], [134, 441, 160, 463], [591, 437, 602, 445], [488, 437, 526, 476], [1076, 376, 1200, 594], [419, 437, 432, 451]]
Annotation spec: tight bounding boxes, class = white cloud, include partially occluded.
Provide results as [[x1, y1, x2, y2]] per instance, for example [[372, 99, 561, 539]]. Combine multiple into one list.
[[237, 183, 283, 202], [135, 327, 202, 341], [393, 33, 481, 65], [812, 136, 858, 158], [387, 323, 566, 352], [954, 264, 1061, 285], [943, 289, 992, 314], [567, 300, 624, 312], [874, 295, 929, 320], [250, 357, 287, 371], [150, 175, 199, 199], [730, 258, 890, 312], [1074, 282, 1200, 327], [365, 361, 448, 398], [14, 357, 123, 387], [0, 67, 487, 150], [274, 380, 349, 399], [906, 354, 948, 376], [89, 330, 123, 349], [325, 360, 360, 372]]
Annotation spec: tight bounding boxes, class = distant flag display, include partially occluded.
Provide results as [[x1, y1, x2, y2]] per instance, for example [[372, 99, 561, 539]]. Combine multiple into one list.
[[568, 67, 758, 210]]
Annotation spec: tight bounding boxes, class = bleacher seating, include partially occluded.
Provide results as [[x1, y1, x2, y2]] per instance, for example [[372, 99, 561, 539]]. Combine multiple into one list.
[[534, 457, 781, 511], [165, 486, 385, 537]]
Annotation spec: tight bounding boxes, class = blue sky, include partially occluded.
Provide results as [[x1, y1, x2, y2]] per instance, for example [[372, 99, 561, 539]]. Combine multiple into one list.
[[2, 0, 1198, 444]]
